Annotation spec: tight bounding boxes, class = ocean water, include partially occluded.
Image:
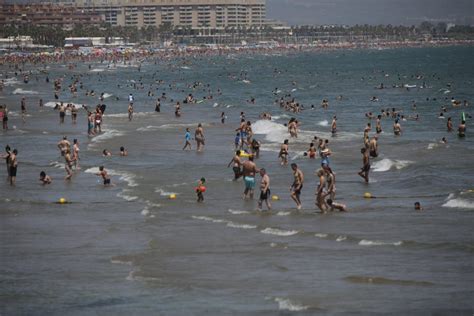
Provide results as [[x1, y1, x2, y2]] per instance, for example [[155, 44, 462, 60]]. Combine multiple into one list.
[[1, 46, 473, 314]]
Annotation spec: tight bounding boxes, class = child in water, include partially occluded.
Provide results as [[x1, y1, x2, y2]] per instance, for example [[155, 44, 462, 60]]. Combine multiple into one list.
[[196, 177, 206, 202]]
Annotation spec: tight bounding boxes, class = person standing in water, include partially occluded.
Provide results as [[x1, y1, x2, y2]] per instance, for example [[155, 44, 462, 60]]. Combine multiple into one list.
[[358, 147, 370, 183], [257, 168, 271, 211], [227, 150, 242, 180], [331, 116, 337, 136], [393, 119, 402, 136], [242, 155, 258, 199], [96, 166, 111, 186], [290, 163, 304, 210], [72, 139, 80, 170], [183, 128, 192, 150], [195, 123, 205, 152], [8, 149, 18, 185], [458, 120, 466, 137], [128, 103, 134, 121]]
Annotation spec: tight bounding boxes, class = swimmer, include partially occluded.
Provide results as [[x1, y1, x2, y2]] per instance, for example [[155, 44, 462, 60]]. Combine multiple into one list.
[[447, 117, 453, 132], [39, 171, 52, 184], [96, 165, 111, 186], [458, 120, 466, 137], [102, 149, 112, 157], [183, 128, 192, 150], [227, 150, 242, 180], [257, 168, 271, 211], [307, 142, 316, 159], [290, 163, 304, 210], [251, 138, 260, 158], [358, 147, 370, 183], [331, 116, 337, 136], [120, 146, 128, 156], [326, 199, 347, 212], [414, 201, 423, 211]]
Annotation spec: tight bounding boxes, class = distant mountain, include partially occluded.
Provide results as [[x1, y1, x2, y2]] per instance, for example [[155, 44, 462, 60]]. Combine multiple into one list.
[[266, 0, 474, 26]]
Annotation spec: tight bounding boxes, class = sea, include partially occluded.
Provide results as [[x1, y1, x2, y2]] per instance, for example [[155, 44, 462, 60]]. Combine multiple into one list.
[[1, 46, 473, 315]]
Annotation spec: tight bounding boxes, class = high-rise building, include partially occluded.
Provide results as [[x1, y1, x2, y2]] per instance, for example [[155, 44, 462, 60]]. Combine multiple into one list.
[[48, 0, 266, 29]]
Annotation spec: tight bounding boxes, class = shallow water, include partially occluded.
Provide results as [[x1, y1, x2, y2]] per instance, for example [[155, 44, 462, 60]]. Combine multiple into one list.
[[1, 46, 473, 314]]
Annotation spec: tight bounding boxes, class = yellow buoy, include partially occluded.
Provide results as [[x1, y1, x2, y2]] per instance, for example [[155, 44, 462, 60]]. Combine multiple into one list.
[[271, 195, 279, 201], [59, 198, 67, 204], [169, 194, 177, 200], [363, 192, 372, 199]]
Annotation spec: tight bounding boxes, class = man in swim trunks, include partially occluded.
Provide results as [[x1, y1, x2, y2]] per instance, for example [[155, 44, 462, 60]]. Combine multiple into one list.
[[258, 168, 271, 211], [242, 155, 258, 199], [369, 135, 378, 158], [376, 115, 382, 134], [97, 166, 111, 186], [227, 150, 242, 180], [57, 136, 71, 157], [290, 163, 304, 210], [358, 147, 370, 183], [315, 168, 328, 213]]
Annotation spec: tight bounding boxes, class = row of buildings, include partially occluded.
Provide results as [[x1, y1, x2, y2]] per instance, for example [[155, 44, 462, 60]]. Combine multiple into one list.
[[1, 0, 272, 30]]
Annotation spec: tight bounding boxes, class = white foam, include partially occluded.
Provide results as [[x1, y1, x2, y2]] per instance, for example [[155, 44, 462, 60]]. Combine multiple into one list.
[[276, 211, 291, 216], [427, 143, 438, 150], [137, 125, 160, 132], [106, 111, 153, 118], [318, 120, 329, 126], [116, 190, 139, 201], [252, 120, 288, 143], [226, 222, 257, 229], [442, 198, 474, 209], [155, 188, 176, 197], [275, 298, 309, 312], [372, 158, 413, 172], [2, 78, 20, 86], [90, 68, 105, 72], [141, 208, 151, 216], [336, 236, 347, 242], [49, 161, 64, 169], [13, 88, 38, 95], [242, 79, 251, 84], [110, 259, 132, 265], [315, 233, 328, 238], [90, 129, 125, 144], [84, 167, 138, 187], [191, 215, 226, 224], [228, 209, 250, 215], [261, 228, 298, 237], [358, 240, 403, 246], [102, 93, 113, 99]]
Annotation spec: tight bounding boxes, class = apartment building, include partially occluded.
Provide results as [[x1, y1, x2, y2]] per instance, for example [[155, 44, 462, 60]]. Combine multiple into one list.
[[0, 3, 103, 30], [48, 0, 266, 29]]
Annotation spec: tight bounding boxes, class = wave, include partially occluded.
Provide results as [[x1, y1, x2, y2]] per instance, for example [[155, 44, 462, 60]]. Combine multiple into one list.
[[116, 190, 139, 201], [228, 209, 250, 215], [372, 158, 413, 172], [107, 112, 154, 118], [317, 120, 329, 126], [358, 239, 403, 246], [84, 167, 138, 187], [90, 129, 125, 144], [344, 276, 434, 287], [442, 198, 474, 210], [155, 188, 176, 197], [260, 228, 299, 236], [252, 120, 289, 143], [44, 101, 84, 109], [336, 235, 347, 242], [226, 222, 257, 229], [90, 68, 105, 72], [102, 93, 113, 99], [3, 78, 20, 86], [276, 211, 291, 216], [274, 298, 309, 312], [314, 233, 328, 238], [191, 215, 226, 224], [13, 88, 38, 95]]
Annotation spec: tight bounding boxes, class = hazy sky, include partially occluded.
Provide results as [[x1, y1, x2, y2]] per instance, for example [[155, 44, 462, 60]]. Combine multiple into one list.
[[267, 0, 474, 26]]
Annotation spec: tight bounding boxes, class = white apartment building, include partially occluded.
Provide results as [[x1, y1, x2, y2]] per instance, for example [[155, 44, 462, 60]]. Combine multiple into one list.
[[49, 0, 266, 29]]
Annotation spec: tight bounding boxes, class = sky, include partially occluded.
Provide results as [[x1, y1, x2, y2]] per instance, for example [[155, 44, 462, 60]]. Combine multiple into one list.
[[266, 0, 474, 26]]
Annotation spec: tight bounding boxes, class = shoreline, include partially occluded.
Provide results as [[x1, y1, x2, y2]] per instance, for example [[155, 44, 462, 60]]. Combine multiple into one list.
[[1, 39, 473, 66]]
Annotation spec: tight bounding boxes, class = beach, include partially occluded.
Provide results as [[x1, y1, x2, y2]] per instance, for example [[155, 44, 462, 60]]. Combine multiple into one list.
[[1, 45, 473, 314]]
